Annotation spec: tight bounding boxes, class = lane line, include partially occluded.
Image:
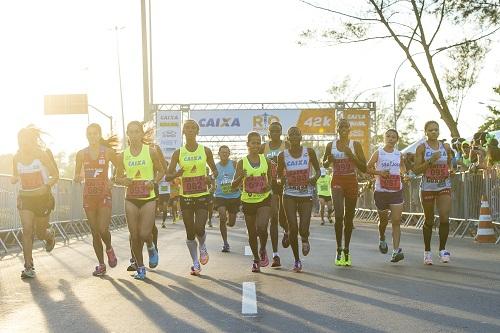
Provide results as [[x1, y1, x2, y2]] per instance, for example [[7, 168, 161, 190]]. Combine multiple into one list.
[[244, 245, 252, 256], [242, 282, 257, 315]]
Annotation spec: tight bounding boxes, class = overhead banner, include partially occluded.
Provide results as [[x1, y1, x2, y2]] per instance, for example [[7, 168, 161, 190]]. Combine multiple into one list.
[[156, 111, 182, 160], [44, 94, 88, 115], [343, 109, 371, 158], [189, 109, 335, 136]]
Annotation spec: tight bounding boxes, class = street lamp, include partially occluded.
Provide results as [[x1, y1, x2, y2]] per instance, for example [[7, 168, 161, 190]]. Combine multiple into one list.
[[88, 104, 113, 136], [353, 84, 391, 103], [112, 25, 126, 149]]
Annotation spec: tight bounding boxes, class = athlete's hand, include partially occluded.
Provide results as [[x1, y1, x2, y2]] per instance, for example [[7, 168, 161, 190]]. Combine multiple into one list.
[[342, 145, 354, 158], [379, 170, 390, 178], [145, 180, 155, 190], [430, 151, 441, 163]]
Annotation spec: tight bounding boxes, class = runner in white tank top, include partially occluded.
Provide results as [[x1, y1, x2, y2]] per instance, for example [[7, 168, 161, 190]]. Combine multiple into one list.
[[367, 129, 407, 263]]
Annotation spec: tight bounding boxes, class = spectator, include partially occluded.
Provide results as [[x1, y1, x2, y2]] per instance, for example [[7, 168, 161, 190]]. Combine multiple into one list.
[[403, 152, 415, 174], [486, 138, 500, 168], [457, 141, 472, 171]]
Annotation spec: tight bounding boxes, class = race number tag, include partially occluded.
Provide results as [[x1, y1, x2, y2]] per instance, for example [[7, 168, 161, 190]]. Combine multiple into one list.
[[287, 169, 309, 188], [127, 180, 150, 198], [84, 179, 106, 196], [160, 184, 169, 192], [20, 172, 44, 190], [221, 182, 233, 194], [333, 159, 355, 175], [182, 176, 207, 195], [244, 176, 266, 194], [320, 184, 329, 192], [425, 164, 449, 182], [380, 175, 401, 191]]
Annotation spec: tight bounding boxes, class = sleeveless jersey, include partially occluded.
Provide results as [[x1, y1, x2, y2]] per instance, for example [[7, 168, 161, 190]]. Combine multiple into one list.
[[263, 141, 286, 180], [283, 147, 313, 197], [316, 175, 332, 196], [83, 146, 109, 196], [215, 161, 240, 199], [331, 139, 356, 176], [241, 154, 271, 203], [178, 144, 209, 198], [17, 158, 49, 192], [420, 141, 451, 191], [123, 144, 155, 200], [375, 147, 403, 192]]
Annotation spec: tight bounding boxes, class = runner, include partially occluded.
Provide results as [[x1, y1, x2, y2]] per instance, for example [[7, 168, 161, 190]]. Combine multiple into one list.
[[413, 121, 453, 265], [214, 145, 241, 252], [277, 127, 320, 272], [232, 132, 272, 273], [158, 175, 171, 228], [259, 121, 289, 268], [169, 177, 180, 223], [74, 124, 120, 276], [323, 119, 367, 267], [166, 119, 218, 276], [12, 126, 58, 279], [116, 121, 164, 280], [206, 167, 215, 228], [366, 129, 406, 263], [316, 167, 333, 225]]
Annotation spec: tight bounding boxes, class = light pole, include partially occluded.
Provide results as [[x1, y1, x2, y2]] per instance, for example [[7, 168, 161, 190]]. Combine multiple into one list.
[[113, 25, 126, 149], [353, 84, 391, 103], [88, 104, 113, 136]]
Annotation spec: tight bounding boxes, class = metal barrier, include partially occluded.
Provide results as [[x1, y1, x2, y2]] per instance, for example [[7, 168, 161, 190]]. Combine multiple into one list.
[[0, 174, 126, 253], [355, 169, 500, 242]]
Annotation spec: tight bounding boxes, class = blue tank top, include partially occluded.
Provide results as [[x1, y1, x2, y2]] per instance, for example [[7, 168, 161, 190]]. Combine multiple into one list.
[[214, 161, 241, 199]]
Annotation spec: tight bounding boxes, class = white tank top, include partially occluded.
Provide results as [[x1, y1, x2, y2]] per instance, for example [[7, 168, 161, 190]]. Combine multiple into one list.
[[283, 147, 313, 197], [158, 176, 170, 195], [330, 139, 356, 176], [421, 141, 451, 191], [375, 147, 402, 192], [17, 159, 49, 191]]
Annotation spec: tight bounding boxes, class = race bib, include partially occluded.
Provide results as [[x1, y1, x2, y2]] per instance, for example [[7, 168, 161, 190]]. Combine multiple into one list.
[[182, 176, 207, 195], [425, 164, 449, 182], [333, 159, 355, 175], [160, 185, 169, 192], [127, 180, 150, 198], [244, 175, 266, 194], [221, 182, 234, 194], [380, 175, 401, 191], [84, 178, 106, 196], [320, 184, 329, 192], [287, 169, 309, 188], [20, 172, 44, 190]]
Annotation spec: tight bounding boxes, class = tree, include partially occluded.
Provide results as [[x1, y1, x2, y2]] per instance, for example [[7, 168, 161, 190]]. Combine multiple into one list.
[[478, 85, 500, 133], [299, 0, 500, 137]]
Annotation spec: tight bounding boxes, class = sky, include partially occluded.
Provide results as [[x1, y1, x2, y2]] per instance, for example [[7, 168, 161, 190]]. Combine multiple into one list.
[[0, 0, 498, 157]]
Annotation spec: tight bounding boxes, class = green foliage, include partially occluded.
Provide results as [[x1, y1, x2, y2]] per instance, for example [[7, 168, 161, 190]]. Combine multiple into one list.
[[478, 85, 500, 132], [447, 0, 500, 25]]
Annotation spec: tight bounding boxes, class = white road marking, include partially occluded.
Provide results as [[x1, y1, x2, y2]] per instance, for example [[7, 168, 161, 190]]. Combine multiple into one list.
[[242, 282, 257, 315]]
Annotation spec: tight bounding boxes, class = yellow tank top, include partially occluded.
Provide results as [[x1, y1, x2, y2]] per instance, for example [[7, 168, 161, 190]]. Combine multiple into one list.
[[241, 154, 271, 203], [178, 144, 209, 198], [123, 144, 155, 200], [316, 175, 332, 196]]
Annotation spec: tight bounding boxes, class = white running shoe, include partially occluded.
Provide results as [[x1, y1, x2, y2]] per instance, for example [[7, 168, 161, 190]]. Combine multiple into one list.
[[439, 250, 451, 263], [424, 251, 433, 265]]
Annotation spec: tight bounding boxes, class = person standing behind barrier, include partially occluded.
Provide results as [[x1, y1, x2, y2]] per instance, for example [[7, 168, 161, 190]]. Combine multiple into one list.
[[12, 127, 59, 279], [233, 132, 272, 273], [115, 121, 164, 280], [414, 121, 453, 265], [316, 168, 333, 225], [74, 124, 120, 276], [259, 121, 289, 268], [214, 145, 241, 253], [166, 120, 218, 276], [367, 129, 407, 263], [277, 127, 320, 272], [323, 119, 367, 267]]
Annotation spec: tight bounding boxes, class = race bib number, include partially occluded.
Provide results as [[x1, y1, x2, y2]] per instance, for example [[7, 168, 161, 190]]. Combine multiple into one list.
[[84, 179, 106, 196], [221, 182, 233, 194], [333, 159, 355, 175], [182, 176, 207, 195], [380, 175, 401, 191], [287, 169, 309, 188], [160, 185, 169, 192], [320, 184, 329, 192], [20, 172, 44, 190], [425, 164, 449, 182], [245, 176, 266, 194], [127, 180, 150, 198]]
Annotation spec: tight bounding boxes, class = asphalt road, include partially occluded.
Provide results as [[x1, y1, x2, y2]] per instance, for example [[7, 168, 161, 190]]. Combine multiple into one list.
[[1, 217, 499, 333]]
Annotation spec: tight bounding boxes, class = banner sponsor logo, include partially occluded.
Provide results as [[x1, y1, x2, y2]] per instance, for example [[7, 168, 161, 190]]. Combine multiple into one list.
[[343, 109, 371, 158], [156, 110, 182, 160], [252, 113, 281, 133], [199, 117, 241, 128]]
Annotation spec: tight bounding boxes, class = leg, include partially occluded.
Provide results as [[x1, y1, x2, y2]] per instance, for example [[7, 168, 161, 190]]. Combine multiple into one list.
[[326, 199, 333, 221], [194, 207, 208, 244], [20, 210, 35, 268], [218, 206, 228, 244], [181, 202, 199, 264], [96, 206, 112, 251], [421, 196, 435, 252], [389, 204, 403, 250], [151, 223, 158, 250], [378, 210, 389, 242], [331, 187, 345, 251], [125, 201, 142, 266], [436, 193, 451, 251], [256, 205, 271, 253], [283, 197, 299, 261], [269, 194, 279, 253], [85, 208, 105, 264], [343, 196, 357, 251], [319, 198, 326, 222], [244, 213, 259, 261], [298, 199, 313, 243]]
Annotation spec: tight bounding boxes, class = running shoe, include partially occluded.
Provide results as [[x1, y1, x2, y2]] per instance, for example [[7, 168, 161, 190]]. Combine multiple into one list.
[[134, 266, 146, 280], [378, 240, 388, 254], [302, 241, 310, 256], [260, 249, 269, 267], [190, 262, 201, 276], [221, 243, 230, 253], [106, 248, 118, 268], [335, 250, 345, 266], [344, 252, 352, 267], [424, 251, 433, 265], [328, 217, 333, 224], [320, 220, 325, 226], [391, 249, 404, 263], [92, 264, 106, 277], [282, 233, 290, 248], [439, 250, 451, 263], [161, 222, 166, 229], [252, 260, 260, 273], [148, 247, 159, 268], [44, 228, 56, 252], [200, 244, 209, 265], [271, 255, 281, 268], [21, 266, 35, 279], [293, 260, 303, 273], [127, 258, 137, 271]]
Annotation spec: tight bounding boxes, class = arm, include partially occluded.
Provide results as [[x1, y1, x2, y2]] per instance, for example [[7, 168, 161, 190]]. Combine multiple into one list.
[[73, 150, 84, 183], [45, 148, 60, 176], [365, 150, 381, 176], [258, 143, 265, 154], [40, 151, 59, 187], [277, 151, 285, 183], [11, 154, 19, 184], [349, 141, 367, 173], [308, 148, 321, 185], [265, 157, 273, 191], [231, 160, 245, 190], [205, 146, 218, 179], [322, 142, 333, 168], [114, 152, 132, 186], [165, 149, 182, 182], [150, 146, 165, 185], [413, 144, 430, 175]]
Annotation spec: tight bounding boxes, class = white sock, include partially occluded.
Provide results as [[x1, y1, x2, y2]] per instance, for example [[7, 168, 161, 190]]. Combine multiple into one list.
[[273, 252, 279, 258]]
